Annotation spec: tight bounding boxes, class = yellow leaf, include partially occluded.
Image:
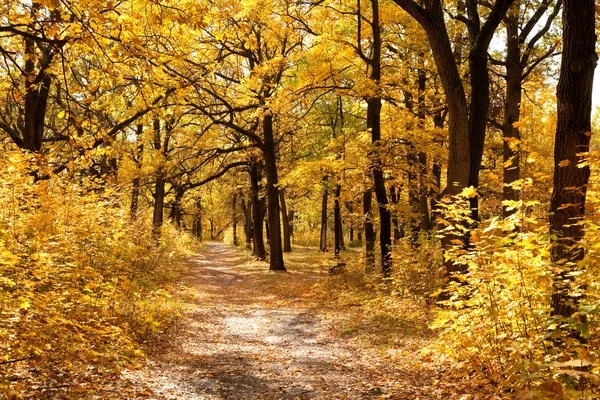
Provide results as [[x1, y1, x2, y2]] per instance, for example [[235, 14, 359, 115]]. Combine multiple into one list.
[[462, 186, 478, 198], [558, 159, 570, 167], [19, 299, 31, 310]]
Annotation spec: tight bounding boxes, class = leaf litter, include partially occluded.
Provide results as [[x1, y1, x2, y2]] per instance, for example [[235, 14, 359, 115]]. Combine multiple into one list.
[[122, 242, 477, 399]]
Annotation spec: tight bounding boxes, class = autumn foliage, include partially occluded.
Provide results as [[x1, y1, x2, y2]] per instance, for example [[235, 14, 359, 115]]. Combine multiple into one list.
[[0, 147, 193, 397], [0, 0, 599, 398]]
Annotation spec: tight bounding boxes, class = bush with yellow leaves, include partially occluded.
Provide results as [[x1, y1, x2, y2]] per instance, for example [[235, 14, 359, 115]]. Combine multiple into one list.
[[432, 184, 600, 397], [0, 149, 195, 397]]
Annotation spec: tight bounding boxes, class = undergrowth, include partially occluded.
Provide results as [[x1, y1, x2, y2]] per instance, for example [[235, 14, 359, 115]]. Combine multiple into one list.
[[0, 151, 196, 399]]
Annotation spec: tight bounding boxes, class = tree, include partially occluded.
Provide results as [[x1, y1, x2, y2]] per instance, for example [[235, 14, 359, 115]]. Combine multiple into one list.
[[390, 0, 515, 279], [549, 0, 597, 319], [494, 0, 562, 219], [390, 0, 513, 211]]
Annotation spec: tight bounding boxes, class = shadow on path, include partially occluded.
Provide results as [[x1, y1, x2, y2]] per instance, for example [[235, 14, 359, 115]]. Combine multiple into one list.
[[124, 242, 445, 399]]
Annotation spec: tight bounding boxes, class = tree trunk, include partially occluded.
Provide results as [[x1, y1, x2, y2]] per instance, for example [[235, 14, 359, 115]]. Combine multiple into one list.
[[348, 201, 354, 242], [232, 192, 238, 246], [549, 0, 597, 318], [288, 209, 295, 240], [320, 182, 328, 252], [194, 198, 203, 241], [152, 119, 166, 234], [130, 124, 144, 218], [391, 0, 514, 278], [279, 189, 292, 252], [389, 185, 402, 240], [250, 160, 266, 260], [241, 197, 252, 249], [363, 190, 375, 271], [22, 34, 51, 153], [130, 178, 140, 218], [169, 187, 185, 228], [430, 114, 444, 222], [364, 0, 392, 275], [417, 66, 431, 232], [407, 148, 421, 243], [261, 115, 286, 271], [334, 184, 342, 257], [152, 176, 165, 233], [502, 12, 522, 219], [265, 218, 270, 244]]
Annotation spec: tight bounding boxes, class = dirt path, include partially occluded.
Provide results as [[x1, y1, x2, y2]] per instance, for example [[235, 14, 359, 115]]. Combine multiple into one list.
[[124, 243, 459, 399]]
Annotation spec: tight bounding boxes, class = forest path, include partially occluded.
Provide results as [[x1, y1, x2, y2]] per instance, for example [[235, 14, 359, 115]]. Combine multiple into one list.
[[124, 242, 456, 399]]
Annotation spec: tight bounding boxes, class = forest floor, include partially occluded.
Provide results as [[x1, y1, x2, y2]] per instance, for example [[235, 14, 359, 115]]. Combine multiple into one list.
[[121, 242, 480, 399]]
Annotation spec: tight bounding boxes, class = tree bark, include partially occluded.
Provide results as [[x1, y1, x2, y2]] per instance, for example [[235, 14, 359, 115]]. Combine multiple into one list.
[[130, 125, 144, 218], [320, 182, 328, 252], [363, 190, 375, 271], [152, 119, 165, 233], [417, 66, 431, 232], [262, 115, 286, 271], [288, 209, 295, 239], [279, 189, 292, 252], [334, 184, 343, 257], [348, 201, 355, 242], [241, 197, 252, 249], [232, 192, 238, 246], [549, 0, 597, 318], [250, 160, 266, 260], [194, 198, 203, 241], [130, 178, 141, 218], [22, 30, 52, 153], [169, 187, 185, 228], [502, 12, 522, 219], [389, 185, 403, 240], [362, 0, 392, 275], [391, 0, 514, 278]]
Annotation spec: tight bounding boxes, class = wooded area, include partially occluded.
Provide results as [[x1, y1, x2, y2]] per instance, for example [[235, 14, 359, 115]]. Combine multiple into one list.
[[0, 0, 599, 398]]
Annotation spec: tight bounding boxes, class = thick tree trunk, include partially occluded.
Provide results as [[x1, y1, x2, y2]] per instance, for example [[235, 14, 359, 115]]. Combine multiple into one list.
[[391, 0, 514, 279], [320, 184, 328, 252], [423, 7, 470, 196], [22, 35, 51, 153], [363, 190, 375, 271], [262, 115, 286, 271], [549, 0, 597, 318], [420, 10, 470, 277], [250, 160, 266, 260], [279, 189, 292, 252]]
